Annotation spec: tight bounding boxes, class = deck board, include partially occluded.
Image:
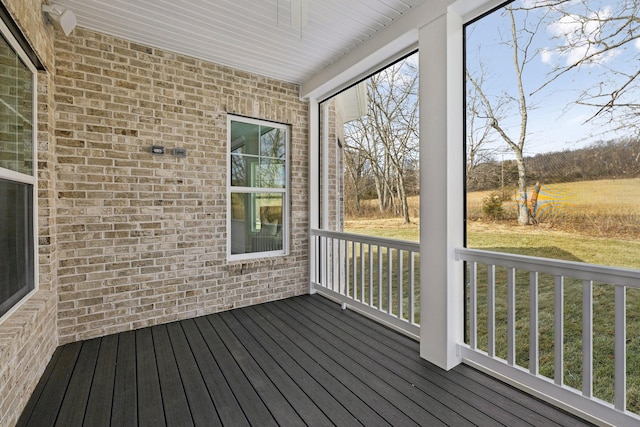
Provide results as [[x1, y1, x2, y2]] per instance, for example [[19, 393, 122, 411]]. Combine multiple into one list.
[[304, 296, 545, 426], [55, 338, 100, 427], [207, 313, 306, 426], [309, 296, 577, 426], [165, 321, 222, 426], [259, 301, 423, 426], [218, 310, 334, 426], [276, 298, 453, 426], [84, 334, 118, 427], [193, 316, 277, 427], [17, 295, 595, 426], [111, 331, 137, 427], [294, 297, 503, 426], [230, 307, 361, 426], [16, 345, 63, 427], [180, 318, 247, 426], [241, 305, 389, 426], [135, 328, 165, 427], [19, 341, 81, 427], [152, 325, 194, 427]]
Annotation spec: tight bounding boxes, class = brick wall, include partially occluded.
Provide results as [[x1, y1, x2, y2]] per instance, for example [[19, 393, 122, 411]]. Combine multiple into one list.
[[54, 28, 309, 343], [0, 0, 58, 424]]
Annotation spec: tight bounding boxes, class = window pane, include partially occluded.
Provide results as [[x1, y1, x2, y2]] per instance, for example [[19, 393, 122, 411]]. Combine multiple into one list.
[[257, 159, 285, 188], [230, 192, 284, 255], [0, 34, 33, 176], [231, 121, 259, 155], [231, 153, 249, 187], [261, 126, 285, 159], [319, 52, 420, 234], [0, 178, 34, 317], [465, 0, 640, 270]]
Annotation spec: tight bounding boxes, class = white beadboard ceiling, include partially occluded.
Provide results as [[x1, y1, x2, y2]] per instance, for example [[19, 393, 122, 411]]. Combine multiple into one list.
[[53, 0, 425, 84]]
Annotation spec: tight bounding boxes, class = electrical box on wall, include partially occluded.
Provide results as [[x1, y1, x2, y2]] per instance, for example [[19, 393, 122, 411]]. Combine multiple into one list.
[[151, 145, 165, 154], [173, 148, 187, 158]]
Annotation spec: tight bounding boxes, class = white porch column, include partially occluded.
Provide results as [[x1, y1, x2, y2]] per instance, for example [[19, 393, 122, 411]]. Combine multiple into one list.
[[419, 9, 465, 370], [309, 99, 320, 294]]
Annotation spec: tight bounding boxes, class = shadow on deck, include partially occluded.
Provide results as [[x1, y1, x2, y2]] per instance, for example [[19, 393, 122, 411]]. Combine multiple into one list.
[[17, 295, 593, 426]]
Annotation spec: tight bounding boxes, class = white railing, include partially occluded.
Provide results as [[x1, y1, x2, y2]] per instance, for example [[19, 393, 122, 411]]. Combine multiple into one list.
[[310, 229, 420, 338], [456, 247, 640, 427]]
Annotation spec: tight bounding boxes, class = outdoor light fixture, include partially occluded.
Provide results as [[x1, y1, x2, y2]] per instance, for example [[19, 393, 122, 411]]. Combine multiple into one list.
[[42, 2, 77, 36]]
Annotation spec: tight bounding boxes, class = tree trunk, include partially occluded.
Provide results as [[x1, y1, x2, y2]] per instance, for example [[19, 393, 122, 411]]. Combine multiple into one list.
[[373, 174, 384, 213], [397, 172, 410, 224], [514, 150, 529, 225]]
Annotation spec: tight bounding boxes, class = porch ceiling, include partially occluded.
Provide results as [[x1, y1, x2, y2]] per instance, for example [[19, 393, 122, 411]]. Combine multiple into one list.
[[53, 0, 425, 84]]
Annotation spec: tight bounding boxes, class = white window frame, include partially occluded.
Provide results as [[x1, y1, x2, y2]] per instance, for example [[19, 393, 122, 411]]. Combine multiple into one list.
[[227, 115, 289, 261], [0, 17, 39, 324]]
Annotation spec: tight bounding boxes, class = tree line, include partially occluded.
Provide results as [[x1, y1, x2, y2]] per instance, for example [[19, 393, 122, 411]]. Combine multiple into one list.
[[467, 137, 640, 192]]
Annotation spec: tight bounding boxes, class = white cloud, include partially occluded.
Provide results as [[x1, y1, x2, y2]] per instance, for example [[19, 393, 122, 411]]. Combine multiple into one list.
[[545, 7, 618, 67], [540, 47, 554, 64]]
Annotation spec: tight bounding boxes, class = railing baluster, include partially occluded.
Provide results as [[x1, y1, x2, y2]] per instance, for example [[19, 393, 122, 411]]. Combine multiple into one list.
[[582, 280, 593, 398], [346, 239, 350, 297], [529, 271, 539, 376], [469, 261, 477, 350], [507, 267, 516, 366], [336, 238, 340, 293], [341, 238, 347, 296], [398, 249, 403, 320], [488, 264, 495, 358], [368, 243, 373, 307], [322, 236, 328, 290], [409, 252, 415, 324], [387, 247, 393, 314], [352, 241, 357, 300], [360, 242, 365, 303], [615, 285, 626, 411], [377, 245, 383, 311], [554, 275, 564, 386], [331, 239, 339, 291]]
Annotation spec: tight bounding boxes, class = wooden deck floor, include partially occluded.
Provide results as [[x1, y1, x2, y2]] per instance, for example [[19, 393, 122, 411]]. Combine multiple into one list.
[[17, 295, 593, 426]]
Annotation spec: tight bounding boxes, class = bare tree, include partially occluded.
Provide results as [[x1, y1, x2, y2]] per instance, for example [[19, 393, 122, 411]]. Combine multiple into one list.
[[368, 59, 419, 223], [466, 6, 545, 225], [343, 55, 419, 223]]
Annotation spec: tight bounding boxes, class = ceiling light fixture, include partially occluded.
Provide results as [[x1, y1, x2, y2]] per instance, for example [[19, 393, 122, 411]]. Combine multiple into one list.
[[42, 2, 77, 36]]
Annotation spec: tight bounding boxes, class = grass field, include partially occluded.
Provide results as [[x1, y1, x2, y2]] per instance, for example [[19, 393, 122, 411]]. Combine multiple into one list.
[[344, 177, 640, 414]]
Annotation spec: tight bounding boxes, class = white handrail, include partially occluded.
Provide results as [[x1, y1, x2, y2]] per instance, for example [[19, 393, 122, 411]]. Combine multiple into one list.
[[311, 229, 420, 253], [456, 247, 640, 288]]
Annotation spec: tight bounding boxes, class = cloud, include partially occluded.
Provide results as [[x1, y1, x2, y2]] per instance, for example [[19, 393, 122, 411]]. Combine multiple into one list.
[[544, 7, 619, 66], [540, 47, 554, 64]]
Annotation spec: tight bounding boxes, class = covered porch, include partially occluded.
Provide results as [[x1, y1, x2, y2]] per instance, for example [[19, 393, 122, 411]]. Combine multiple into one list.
[[0, 0, 638, 426]]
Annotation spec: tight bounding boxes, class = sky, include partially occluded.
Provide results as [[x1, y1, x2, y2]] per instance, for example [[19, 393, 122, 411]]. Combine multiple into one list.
[[465, 0, 639, 158]]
